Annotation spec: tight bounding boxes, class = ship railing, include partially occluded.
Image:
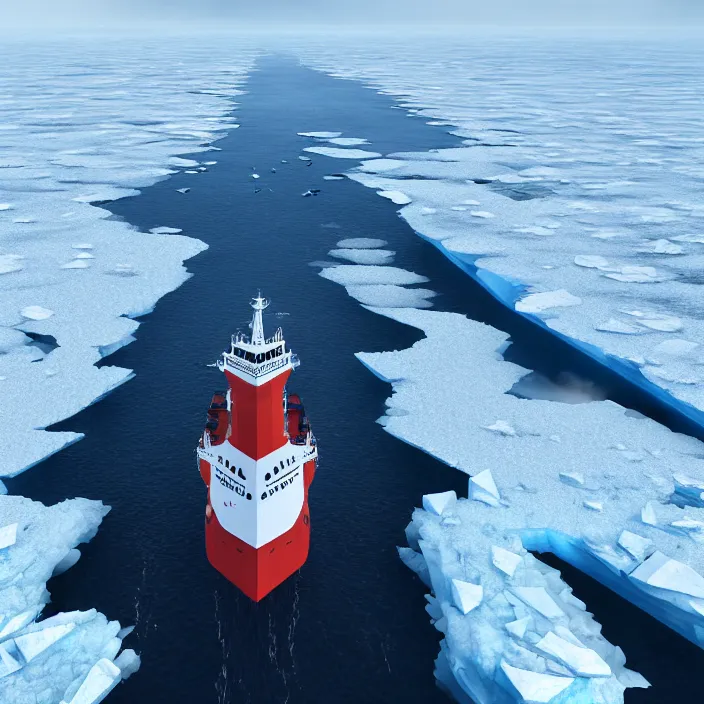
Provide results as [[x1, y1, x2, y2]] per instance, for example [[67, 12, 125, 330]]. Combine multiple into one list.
[[224, 353, 290, 378]]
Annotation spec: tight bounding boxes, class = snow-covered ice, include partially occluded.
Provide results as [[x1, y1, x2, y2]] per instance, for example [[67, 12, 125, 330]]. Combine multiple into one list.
[[0, 37, 256, 478], [297, 131, 342, 138], [328, 248, 395, 265], [294, 35, 704, 426], [303, 146, 382, 159], [0, 495, 139, 702], [336, 238, 388, 249]]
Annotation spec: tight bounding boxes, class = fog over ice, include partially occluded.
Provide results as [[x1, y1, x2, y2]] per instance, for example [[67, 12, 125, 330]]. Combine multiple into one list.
[[3, 0, 703, 29]]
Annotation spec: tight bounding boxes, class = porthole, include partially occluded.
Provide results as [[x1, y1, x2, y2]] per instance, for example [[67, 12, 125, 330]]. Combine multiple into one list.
[[260, 492, 267, 500], [265, 472, 271, 481], [303, 514, 309, 525], [225, 459, 229, 468], [246, 493, 252, 501], [273, 467, 279, 475]]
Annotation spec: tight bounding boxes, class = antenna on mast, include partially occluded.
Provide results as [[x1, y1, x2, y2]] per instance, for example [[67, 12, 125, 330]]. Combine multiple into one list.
[[250, 292, 269, 345]]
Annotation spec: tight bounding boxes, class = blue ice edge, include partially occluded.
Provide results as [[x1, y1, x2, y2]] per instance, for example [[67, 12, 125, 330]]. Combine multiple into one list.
[[416, 229, 704, 438]]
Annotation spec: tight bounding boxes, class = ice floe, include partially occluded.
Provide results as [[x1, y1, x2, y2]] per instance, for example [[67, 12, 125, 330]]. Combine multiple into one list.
[[0, 495, 138, 702], [328, 248, 395, 265], [349, 304, 704, 702], [336, 238, 388, 249], [0, 37, 256, 478], [293, 36, 704, 423], [303, 146, 382, 159]]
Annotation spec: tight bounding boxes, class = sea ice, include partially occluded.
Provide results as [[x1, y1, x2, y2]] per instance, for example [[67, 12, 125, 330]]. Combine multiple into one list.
[[0, 37, 255, 477], [377, 190, 412, 205], [293, 37, 704, 421], [336, 238, 388, 249], [328, 248, 395, 265], [0, 495, 138, 702], [303, 147, 382, 159], [297, 131, 342, 138]]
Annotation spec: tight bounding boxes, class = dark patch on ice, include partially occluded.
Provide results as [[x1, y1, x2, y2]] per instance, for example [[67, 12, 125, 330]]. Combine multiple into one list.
[[24, 332, 60, 355], [486, 181, 555, 201], [507, 371, 607, 404]]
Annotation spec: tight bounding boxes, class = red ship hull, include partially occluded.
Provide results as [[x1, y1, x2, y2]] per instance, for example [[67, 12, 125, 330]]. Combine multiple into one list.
[[203, 458, 314, 601]]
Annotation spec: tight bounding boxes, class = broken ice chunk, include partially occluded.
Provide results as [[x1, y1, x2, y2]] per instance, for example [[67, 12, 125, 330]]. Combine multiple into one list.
[[469, 470, 501, 507], [515, 290, 582, 314], [60, 658, 121, 704], [15, 622, 76, 662], [450, 578, 483, 614], [536, 631, 611, 677], [618, 531, 655, 562], [492, 546, 522, 577], [505, 616, 531, 639], [583, 500, 604, 512], [630, 551, 704, 599], [0, 254, 24, 275], [511, 587, 565, 619], [500, 661, 574, 703], [297, 131, 342, 138], [641, 502, 658, 526], [0, 522, 18, 550], [422, 490, 457, 516], [149, 226, 182, 234], [559, 471, 585, 488]]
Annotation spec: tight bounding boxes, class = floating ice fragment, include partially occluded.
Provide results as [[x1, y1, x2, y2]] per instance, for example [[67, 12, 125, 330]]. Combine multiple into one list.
[[420, 207, 437, 215], [377, 190, 412, 205], [515, 290, 582, 314], [0, 644, 22, 678], [303, 147, 382, 159], [15, 622, 76, 662], [21, 305, 54, 320], [297, 131, 342, 138], [451, 578, 483, 614], [492, 546, 522, 577], [0, 523, 18, 550], [630, 551, 704, 599], [149, 226, 182, 234], [0, 204, 12, 211], [60, 658, 121, 704], [583, 500, 603, 512], [328, 137, 368, 146], [336, 238, 387, 249], [469, 470, 501, 507], [536, 631, 611, 678], [328, 248, 394, 265], [75, 253, 95, 260], [62, 260, 90, 269], [500, 661, 574, 703], [168, 157, 198, 167], [511, 587, 565, 619], [176, 188, 190, 194], [251, 174, 260, 179], [422, 490, 457, 516], [621, 310, 683, 332], [71, 243, 93, 250], [650, 339, 699, 358]]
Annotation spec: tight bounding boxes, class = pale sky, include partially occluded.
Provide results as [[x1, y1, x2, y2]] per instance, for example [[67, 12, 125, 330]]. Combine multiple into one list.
[[4, 0, 704, 28]]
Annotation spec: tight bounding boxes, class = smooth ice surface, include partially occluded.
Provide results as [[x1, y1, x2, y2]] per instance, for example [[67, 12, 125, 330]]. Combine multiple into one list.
[[377, 190, 412, 205], [336, 238, 388, 249], [295, 36, 704, 423], [61, 658, 121, 704], [0, 495, 138, 702], [297, 131, 342, 138], [319, 265, 428, 287], [0, 37, 256, 477], [303, 146, 382, 159], [451, 579, 483, 615], [328, 248, 395, 265]]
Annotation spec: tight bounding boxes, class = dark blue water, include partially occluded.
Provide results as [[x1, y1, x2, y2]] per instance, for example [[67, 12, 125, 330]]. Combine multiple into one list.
[[9, 56, 703, 703]]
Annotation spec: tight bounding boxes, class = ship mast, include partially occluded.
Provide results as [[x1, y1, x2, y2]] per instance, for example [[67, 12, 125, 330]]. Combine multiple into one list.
[[250, 292, 269, 345]]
